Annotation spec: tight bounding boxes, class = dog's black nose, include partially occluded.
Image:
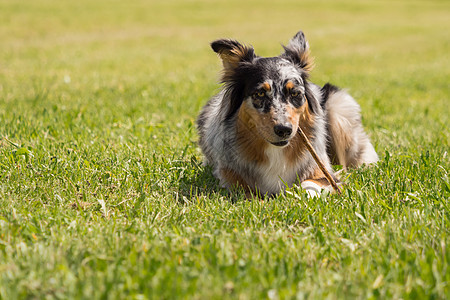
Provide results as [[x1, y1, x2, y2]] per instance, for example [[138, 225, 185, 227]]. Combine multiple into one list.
[[274, 124, 293, 138]]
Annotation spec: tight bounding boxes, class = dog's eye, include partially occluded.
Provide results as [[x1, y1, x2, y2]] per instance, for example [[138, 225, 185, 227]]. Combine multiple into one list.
[[289, 90, 305, 108], [290, 91, 300, 97], [254, 91, 265, 98], [252, 90, 267, 109]]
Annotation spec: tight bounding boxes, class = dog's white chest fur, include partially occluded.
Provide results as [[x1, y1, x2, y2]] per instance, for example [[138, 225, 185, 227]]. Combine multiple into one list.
[[256, 145, 299, 194]]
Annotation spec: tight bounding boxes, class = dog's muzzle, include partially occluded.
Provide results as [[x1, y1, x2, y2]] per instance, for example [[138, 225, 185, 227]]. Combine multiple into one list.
[[271, 140, 289, 147], [270, 124, 292, 146], [274, 124, 293, 138]]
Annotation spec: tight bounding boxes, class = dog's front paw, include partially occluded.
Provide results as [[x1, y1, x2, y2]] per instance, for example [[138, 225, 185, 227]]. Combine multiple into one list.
[[301, 180, 331, 198]]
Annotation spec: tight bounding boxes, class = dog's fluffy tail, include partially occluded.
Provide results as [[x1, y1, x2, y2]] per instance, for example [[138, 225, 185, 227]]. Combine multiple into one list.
[[321, 84, 378, 169]]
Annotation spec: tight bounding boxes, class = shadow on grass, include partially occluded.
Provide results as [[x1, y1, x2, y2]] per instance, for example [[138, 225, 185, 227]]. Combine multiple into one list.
[[174, 156, 245, 203]]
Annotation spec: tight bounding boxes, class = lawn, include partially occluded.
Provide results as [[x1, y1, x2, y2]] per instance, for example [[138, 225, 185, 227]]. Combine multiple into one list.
[[0, 0, 449, 299]]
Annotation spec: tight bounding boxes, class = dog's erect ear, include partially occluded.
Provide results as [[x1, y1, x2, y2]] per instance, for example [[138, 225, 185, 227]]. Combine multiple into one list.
[[211, 39, 255, 73], [282, 31, 314, 72]]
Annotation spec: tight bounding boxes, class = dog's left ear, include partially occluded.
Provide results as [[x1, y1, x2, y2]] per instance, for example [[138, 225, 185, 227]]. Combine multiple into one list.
[[211, 39, 255, 76], [281, 31, 314, 72]]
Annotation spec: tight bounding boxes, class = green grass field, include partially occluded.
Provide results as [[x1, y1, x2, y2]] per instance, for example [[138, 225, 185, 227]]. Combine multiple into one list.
[[0, 0, 449, 299]]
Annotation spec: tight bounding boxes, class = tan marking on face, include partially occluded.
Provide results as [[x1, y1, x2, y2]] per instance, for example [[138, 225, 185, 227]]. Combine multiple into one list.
[[284, 100, 315, 163], [286, 105, 301, 128], [254, 107, 282, 141], [285, 81, 295, 91], [245, 104, 280, 141], [262, 82, 271, 92], [241, 98, 308, 151], [237, 103, 269, 163]]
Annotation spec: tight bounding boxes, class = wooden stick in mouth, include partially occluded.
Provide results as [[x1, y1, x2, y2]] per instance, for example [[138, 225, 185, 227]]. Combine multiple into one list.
[[296, 126, 342, 194]]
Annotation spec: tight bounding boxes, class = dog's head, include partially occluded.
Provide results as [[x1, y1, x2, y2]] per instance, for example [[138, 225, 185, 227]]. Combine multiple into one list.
[[212, 31, 320, 147]]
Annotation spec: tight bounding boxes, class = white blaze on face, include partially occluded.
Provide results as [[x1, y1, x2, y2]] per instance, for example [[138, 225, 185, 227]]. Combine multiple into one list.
[[277, 59, 304, 88]]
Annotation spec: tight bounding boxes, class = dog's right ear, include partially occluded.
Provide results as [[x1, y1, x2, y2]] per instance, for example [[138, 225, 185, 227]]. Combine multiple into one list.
[[211, 39, 255, 74], [282, 31, 314, 72]]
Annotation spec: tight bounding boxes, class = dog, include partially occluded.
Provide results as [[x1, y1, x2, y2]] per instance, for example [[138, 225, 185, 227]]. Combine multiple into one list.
[[197, 31, 378, 197]]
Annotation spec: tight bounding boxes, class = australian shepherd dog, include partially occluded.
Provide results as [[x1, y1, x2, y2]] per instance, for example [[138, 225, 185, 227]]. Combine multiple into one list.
[[197, 31, 378, 197]]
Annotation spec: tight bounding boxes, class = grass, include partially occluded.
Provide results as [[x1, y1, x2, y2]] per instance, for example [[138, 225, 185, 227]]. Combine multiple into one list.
[[0, 0, 449, 298]]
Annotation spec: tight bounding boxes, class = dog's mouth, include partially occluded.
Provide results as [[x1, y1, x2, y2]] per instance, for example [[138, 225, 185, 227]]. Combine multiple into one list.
[[270, 140, 289, 147]]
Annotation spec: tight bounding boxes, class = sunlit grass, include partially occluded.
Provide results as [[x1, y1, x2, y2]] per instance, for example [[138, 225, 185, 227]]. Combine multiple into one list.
[[0, 0, 449, 298]]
